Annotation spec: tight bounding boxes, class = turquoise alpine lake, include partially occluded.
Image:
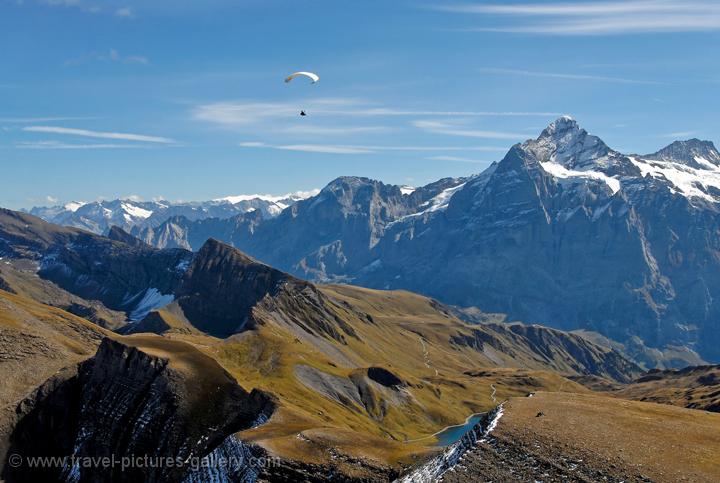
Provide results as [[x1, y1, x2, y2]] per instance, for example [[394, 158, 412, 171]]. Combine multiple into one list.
[[434, 413, 484, 446]]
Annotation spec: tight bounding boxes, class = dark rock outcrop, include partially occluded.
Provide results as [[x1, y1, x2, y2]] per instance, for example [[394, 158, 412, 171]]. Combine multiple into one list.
[[175, 239, 296, 337], [106, 226, 147, 247], [3, 337, 275, 483]]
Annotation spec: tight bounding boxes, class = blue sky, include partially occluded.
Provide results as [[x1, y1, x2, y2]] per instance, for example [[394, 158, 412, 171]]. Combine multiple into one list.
[[1, 0, 719, 209]]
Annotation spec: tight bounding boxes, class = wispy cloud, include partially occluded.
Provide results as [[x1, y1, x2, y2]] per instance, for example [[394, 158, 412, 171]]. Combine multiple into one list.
[[239, 142, 374, 154], [15, 140, 155, 149], [37, 0, 101, 14], [36, 0, 134, 16], [114, 6, 133, 17], [412, 120, 528, 140], [239, 141, 508, 155], [40, 0, 84, 7], [436, 1, 720, 35], [277, 144, 376, 154], [0, 116, 98, 123], [22, 126, 176, 144], [65, 49, 149, 67], [193, 100, 559, 127], [478, 67, 661, 85], [426, 155, 489, 163], [660, 130, 698, 139], [281, 125, 392, 136]]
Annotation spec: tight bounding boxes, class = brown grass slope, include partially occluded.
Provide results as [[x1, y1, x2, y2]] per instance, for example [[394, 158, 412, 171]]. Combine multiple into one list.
[[445, 392, 720, 483], [0, 289, 110, 468], [611, 365, 720, 412]]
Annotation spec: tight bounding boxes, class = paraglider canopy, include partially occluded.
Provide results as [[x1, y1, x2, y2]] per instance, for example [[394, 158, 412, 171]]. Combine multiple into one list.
[[285, 71, 320, 84]]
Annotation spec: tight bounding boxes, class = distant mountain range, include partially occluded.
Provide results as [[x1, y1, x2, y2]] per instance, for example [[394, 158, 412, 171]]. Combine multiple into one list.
[[25, 117, 720, 367], [28, 190, 320, 235]]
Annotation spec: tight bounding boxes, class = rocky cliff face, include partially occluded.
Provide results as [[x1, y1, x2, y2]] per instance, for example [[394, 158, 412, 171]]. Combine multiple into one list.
[[3, 337, 275, 483], [175, 238, 298, 337], [174, 238, 359, 342]]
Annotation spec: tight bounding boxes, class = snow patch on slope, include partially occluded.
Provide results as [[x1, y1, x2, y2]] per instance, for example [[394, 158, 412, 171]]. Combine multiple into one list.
[[387, 183, 467, 228], [694, 156, 718, 170], [128, 288, 175, 321], [64, 201, 87, 213], [121, 202, 153, 219], [541, 161, 621, 194], [629, 156, 720, 203], [421, 183, 467, 214]]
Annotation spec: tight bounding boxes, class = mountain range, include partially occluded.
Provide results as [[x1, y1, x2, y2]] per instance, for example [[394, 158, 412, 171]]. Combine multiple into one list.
[[28, 191, 319, 235], [28, 117, 720, 368]]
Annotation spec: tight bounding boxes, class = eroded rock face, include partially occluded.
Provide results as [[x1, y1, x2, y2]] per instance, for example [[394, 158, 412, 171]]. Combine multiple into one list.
[[3, 338, 275, 483], [175, 239, 296, 337]]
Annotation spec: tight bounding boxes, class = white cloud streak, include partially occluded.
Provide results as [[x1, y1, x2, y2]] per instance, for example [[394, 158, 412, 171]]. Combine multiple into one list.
[[426, 155, 490, 163], [239, 141, 508, 155], [412, 120, 528, 140], [277, 144, 376, 154], [114, 7, 133, 17], [437, 1, 704, 16], [192, 100, 559, 127], [436, 1, 720, 35], [15, 141, 155, 149], [0, 116, 98, 123], [282, 125, 392, 136], [660, 131, 698, 138], [65, 49, 149, 67], [22, 126, 176, 144], [478, 67, 661, 85]]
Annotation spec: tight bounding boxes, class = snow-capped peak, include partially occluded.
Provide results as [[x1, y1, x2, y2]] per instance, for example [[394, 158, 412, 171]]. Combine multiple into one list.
[[527, 116, 612, 169], [494, 117, 635, 196], [214, 189, 320, 205], [64, 201, 87, 213], [120, 202, 153, 220]]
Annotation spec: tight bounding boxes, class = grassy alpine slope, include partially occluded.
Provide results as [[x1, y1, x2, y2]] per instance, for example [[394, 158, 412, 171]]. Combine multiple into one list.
[[443, 391, 720, 483], [142, 279, 637, 473]]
